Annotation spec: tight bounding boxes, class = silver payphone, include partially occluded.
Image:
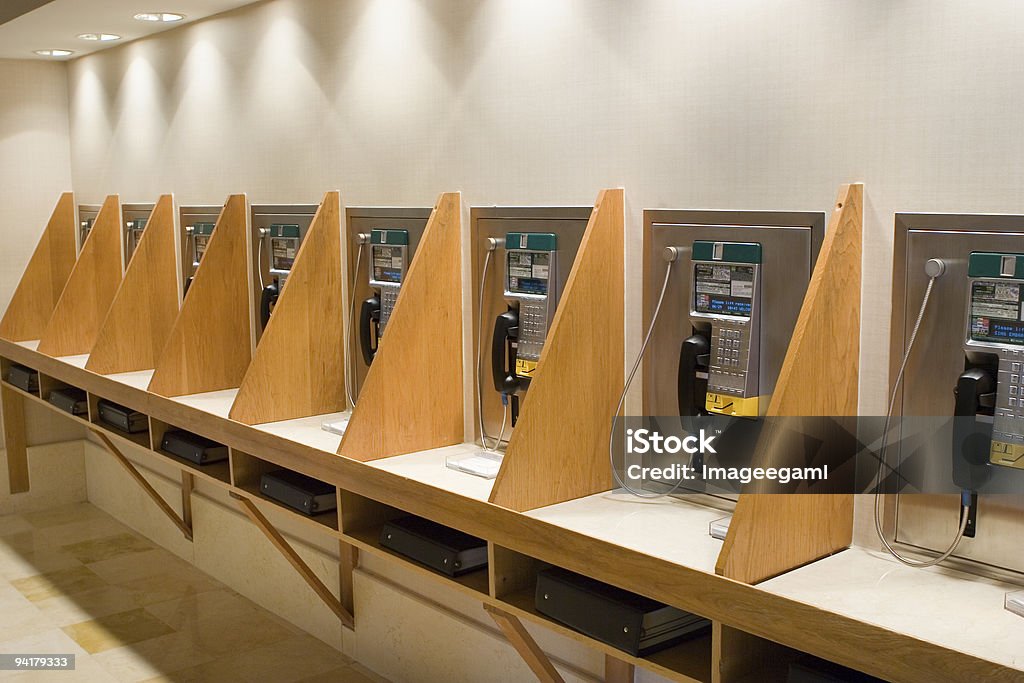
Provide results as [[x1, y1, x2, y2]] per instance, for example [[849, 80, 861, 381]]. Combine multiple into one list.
[[882, 213, 1024, 575], [684, 241, 763, 418], [623, 210, 824, 501], [251, 205, 316, 334], [77, 204, 100, 252], [122, 204, 155, 266], [360, 229, 410, 365], [183, 222, 215, 295], [491, 232, 560, 426]]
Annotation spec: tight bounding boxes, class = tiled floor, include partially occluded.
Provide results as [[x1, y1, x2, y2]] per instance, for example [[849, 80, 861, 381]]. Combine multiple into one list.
[[0, 503, 385, 682]]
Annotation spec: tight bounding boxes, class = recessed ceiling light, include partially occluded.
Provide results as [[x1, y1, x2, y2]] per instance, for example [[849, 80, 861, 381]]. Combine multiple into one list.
[[133, 12, 185, 22], [34, 49, 74, 57], [77, 33, 121, 42]]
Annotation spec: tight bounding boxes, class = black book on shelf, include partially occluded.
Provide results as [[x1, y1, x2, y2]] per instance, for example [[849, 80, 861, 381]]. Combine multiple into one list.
[[161, 430, 228, 465], [379, 515, 487, 577], [96, 399, 147, 434], [6, 364, 38, 393], [48, 387, 87, 415], [535, 566, 710, 657], [787, 656, 884, 683], [260, 469, 337, 516]]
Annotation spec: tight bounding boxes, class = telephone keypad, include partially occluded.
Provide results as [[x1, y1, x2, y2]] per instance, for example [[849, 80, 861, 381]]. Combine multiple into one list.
[[518, 301, 550, 362], [379, 285, 400, 335], [708, 325, 752, 397]]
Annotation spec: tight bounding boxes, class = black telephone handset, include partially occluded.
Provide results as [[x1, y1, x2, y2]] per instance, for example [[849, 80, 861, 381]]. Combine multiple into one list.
[[491, 307, 520, 395], [360, 295, 382, 365], [260, 279, 280, 329], [952, 367, 996, 491], [678, 333, 711, 416]]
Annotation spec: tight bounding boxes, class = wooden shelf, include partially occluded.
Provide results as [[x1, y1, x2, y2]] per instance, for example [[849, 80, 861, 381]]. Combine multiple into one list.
[[343, 523, 490, 597], [231, 449, 339, 532], [498, 587, 712, 683]]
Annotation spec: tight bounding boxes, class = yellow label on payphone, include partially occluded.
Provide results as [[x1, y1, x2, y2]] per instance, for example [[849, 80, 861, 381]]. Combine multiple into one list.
[[706, 392, 760, 418], [515, 358, 538, 378], [991, 440, 1024, 469]]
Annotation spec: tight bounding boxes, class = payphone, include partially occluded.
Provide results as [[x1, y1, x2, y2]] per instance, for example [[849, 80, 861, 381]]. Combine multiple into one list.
[[251, 204, 316, 336], [259, 224, 302, 327], [880, 214, 1024, 576], [491, 232, 560, 426], [614, 210, 825, 501], [124, 217, 148, 263], [77, 204, 100, 252], [962, 252, 1024, 471], [183, 222, 215, 295], [121, 204, 155, 267], [359, 229, 409, 365], [680, 241, 763, 418]]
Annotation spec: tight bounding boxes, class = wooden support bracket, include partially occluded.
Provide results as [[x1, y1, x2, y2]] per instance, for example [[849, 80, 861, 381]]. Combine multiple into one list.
[[1, 384, 30, 494], [484, 604, 565, 683], [90, 428, 193, 541], [604, 655, 635, 683], [231, 492, 355, 629]]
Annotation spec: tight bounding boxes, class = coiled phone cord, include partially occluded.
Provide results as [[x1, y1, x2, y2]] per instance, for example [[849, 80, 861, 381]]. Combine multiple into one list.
[[477, 248, 497, 451], [256, 229, 267, 291], [344, 239, 367, 409], [608, 250, 692, 498], [873, 272, 970, 567]]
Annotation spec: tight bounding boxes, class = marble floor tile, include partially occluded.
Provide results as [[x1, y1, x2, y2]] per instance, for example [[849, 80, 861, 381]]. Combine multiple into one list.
[[296, 665, 382, 683], [174, 610, 297, 657], [139, 656, 251, 683], [22, 503, 112, 529], [62, 608, 177, 654], [144, 589, 262, 631], [92, 630, 216, 681], [0, 541, 84, 581], [0, 628, 119, 682], [116, 571, 225, 607], [32, 583, 149, 627], [199, 634, 352, 683], [88, 548, 194, 586], [11, 565, 107, 602], [0, 514, 32, 538], [63, 533, 154, 565]]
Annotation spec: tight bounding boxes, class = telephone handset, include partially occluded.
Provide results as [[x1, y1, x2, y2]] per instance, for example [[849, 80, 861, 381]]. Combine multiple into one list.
[[680, 241, 762, 418], [490, 232, 559, 422], [359, 229, 409, 365], [259, 224, 302, 328], [183, 222, 215, 296], [960, 252, 1024, 475]]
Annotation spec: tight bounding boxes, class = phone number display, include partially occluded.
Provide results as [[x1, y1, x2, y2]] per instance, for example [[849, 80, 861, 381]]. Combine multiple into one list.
[[0, 655, 75, 670]]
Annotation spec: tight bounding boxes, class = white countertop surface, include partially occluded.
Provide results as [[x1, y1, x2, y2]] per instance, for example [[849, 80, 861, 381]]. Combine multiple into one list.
[[171, 388, 239, 419], [253, 411, 349, 453], [365, 443, 498, 502], [104, 369, 155, 391], [759, 547, 1024, 671], [526, 490, 729, 575]]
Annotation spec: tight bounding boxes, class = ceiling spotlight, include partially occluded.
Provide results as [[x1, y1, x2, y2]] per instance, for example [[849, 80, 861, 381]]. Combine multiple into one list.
[[133, 12, 185, 22], [77, 33, 121, 42], [34, 49, 74, 57]]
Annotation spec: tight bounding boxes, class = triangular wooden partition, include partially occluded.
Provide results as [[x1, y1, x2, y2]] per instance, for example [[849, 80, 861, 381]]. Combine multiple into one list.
[[715, 183, 863, 584], [229, 191, 345, 424], [37, 195, 123, 357], [488, 188, 625, 511], [338, 192, 464, 461], [0, 192, 78, 342], [87, 195, 182, 375], [148, 194, 253, 397]]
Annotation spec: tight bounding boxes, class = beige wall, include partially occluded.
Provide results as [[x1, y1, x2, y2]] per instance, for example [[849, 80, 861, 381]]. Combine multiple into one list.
[[0, 58, 72, 315], [63, 0, 1024, 417], [0, 58, 74, 458]]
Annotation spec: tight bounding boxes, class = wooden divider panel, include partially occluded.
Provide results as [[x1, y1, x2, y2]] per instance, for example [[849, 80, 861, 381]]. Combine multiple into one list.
[[0, 192, 78, 342], [37, 195, 123, 357], [148, 194, 253, 397], [338, 192, 464, 461], [488, 188, 625, 511], [230, 191, 345, 424], [87, 195, 182, 375], [716, 183, 863, 584]]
